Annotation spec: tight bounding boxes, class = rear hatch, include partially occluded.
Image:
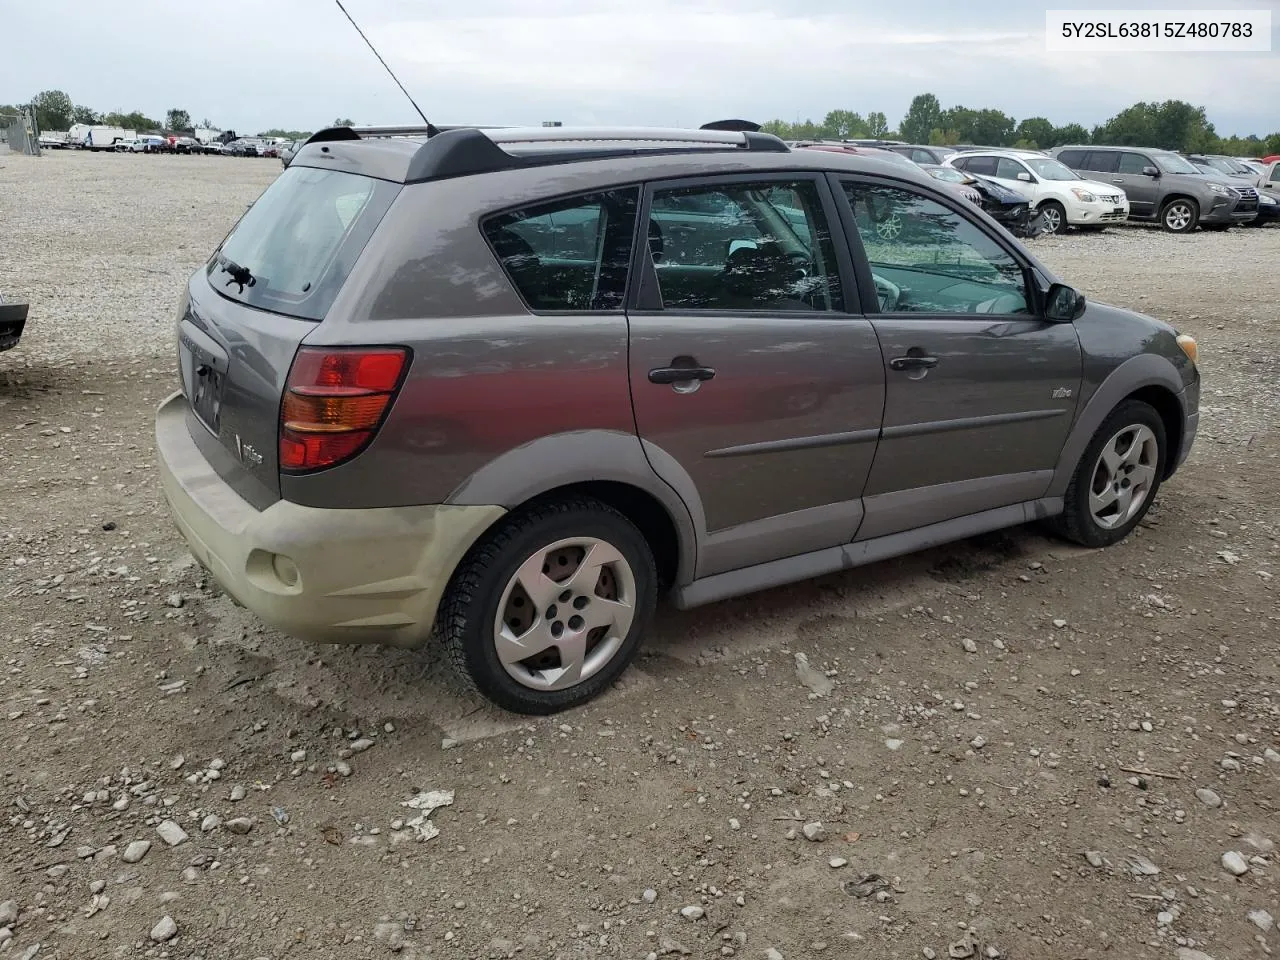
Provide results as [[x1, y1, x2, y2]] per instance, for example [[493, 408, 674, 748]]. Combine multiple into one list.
[[176, 165, 400, 507]]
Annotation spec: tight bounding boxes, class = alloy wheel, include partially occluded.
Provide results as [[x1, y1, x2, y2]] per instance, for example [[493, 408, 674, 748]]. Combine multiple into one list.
[[1165, 203, 1193, 231], [1041, 206, 1063, 233]]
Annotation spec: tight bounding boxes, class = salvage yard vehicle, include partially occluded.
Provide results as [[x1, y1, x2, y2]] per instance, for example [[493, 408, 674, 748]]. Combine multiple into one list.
[[155, 122, 1201, 715], [918, 164, 1044, 238], [1051, 145, 1257, 233], [945, 149, 1129, 234], [0, 291, 29, 352]]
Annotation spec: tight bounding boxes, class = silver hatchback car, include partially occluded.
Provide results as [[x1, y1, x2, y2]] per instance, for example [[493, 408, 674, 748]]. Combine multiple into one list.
[[155, 123, 1201, 714]]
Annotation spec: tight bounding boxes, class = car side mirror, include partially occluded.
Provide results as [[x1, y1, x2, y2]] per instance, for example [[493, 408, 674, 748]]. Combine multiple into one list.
[[1016, 172, 1033, 182], [1045, 283, 1086, 322], [727, 238, 758, 256], [1143, 165, 1160, 177]]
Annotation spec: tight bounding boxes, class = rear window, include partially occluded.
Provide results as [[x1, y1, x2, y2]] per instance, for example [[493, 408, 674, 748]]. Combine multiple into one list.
[[208, 166, 399, 321]]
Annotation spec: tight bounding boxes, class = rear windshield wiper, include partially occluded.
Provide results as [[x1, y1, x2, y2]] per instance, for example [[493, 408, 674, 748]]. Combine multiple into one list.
[[218, 255, 257, 293]]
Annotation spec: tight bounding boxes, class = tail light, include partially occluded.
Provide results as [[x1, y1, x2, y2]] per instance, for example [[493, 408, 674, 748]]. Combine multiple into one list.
[[279, 346, 410, 472]]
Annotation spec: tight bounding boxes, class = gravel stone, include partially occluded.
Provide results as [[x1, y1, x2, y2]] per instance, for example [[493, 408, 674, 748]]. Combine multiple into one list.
[[0, 902, 16, 926], [802, 821, 825, 842], [1195, 788, 1222, 808], [680, 905, 704, 920], [150, 915, 178, 943], [121, 840, 151, 864], [643, 888, 658, 903], [155, 820, 188, 846], [1248, 909, 1274, 932], [1221, 851, 1248, 875], [224, 817, 254, 835]]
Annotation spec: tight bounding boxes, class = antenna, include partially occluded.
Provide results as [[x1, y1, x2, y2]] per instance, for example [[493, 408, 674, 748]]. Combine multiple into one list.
[[334, 0, 438, 136]]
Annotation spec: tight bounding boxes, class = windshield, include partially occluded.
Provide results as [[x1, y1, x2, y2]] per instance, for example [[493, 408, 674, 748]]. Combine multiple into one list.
[[1024, 157, 1079, 181], [1153, 153, 1201, 174], [209, 166, 399, 321]]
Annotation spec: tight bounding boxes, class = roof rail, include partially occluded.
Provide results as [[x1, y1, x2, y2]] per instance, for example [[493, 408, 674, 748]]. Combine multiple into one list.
[[400, 126, 788, 183], [304, 123, 511, 145]]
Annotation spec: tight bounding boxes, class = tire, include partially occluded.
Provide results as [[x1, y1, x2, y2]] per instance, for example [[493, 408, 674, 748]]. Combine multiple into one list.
[[1159, 198, 1199, 233], [1038, 201, 1067, 235], [1051, 400, 1167, 549], [439, 497, 657, 715]]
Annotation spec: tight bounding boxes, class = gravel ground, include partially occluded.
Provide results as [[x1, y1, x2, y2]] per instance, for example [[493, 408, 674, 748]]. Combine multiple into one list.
[[0, 151, 1277, 960]]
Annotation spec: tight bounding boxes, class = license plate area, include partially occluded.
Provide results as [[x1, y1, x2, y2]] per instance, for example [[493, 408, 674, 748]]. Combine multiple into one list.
[[179, 322, 229, 436], [190, 353, 225, 433]]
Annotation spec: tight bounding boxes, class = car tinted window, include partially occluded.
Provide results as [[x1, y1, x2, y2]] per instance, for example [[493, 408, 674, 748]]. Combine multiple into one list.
[[995, 158, 1027, 180], [842, 181, 1030, 316], [483, 188, 640, 312], [963, 156, 998, 176], [648, 179, 843, 312], [1055, 149, 1086, 168], [911, 149, 935, 164], [949, 157, 970, 171], [1117, 152, 1150, 175], [1270, 164, 1280, 183], [1082, 151, 1119, 173], [211, 167, 399, 321]]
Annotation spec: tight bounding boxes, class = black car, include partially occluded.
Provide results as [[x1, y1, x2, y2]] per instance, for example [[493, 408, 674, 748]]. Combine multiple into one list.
[[0, 291, 29, 353], [920, 165, 1044, 238]]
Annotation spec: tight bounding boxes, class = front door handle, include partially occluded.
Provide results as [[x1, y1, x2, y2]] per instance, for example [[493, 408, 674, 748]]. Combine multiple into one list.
[[1112, 178, 1125, 183], [889, 355, 939, 371], [649, 365, 716, 385]]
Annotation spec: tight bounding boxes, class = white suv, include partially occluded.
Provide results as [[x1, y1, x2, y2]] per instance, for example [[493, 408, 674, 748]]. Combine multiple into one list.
[[944, 149, 1129, 234]]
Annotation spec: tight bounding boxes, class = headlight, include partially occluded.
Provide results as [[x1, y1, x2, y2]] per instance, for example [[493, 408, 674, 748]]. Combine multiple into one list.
[[1176, 334, 1198, 366], [1260, 193, 1278, 206], [1207, 182, 1229, 195], [1071, 188, 1097, 202]]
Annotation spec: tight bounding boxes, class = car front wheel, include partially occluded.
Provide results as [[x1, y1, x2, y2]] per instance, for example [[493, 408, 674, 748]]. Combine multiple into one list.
[[1052, 400, 1167, 549], [1160, 198, 1199, 233], [440, 497, 657, 715], [1038, 201, 1066, 235]]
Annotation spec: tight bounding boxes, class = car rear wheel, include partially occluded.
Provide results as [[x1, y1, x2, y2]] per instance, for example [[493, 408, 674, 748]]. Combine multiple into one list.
[[439, 497, 657, 715], [1038, 201, 1066, 234], [1160, 198, 1199, 233], [1051, 400, 1167, 549]]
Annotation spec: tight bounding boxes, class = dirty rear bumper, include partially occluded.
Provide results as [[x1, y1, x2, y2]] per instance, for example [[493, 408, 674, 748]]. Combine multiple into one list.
[[154, 391, 504, 647]]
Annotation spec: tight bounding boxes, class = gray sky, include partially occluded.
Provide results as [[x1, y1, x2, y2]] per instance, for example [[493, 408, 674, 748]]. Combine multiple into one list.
[[7, 0, 1279, 135]]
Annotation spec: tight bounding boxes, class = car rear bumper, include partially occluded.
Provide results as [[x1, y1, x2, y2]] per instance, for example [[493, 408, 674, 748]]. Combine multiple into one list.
[[154, 391, 504, 648]]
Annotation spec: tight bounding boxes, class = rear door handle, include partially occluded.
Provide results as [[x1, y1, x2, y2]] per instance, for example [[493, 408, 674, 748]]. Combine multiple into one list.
[[889, 355, 939, 371], [649, 365, 716, 385], [1112, 178, 1125, 183]]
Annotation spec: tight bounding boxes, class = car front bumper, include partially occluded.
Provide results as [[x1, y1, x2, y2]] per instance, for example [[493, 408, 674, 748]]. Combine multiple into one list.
[[1199, 197, 1254, 224], [1172, 378, 1200, 473], [154, 391, 504, 648], [1068, 199, 1130, 225]]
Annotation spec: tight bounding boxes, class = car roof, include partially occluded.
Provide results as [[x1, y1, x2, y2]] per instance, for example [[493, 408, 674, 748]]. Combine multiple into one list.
[[289, 125, 940, 189]]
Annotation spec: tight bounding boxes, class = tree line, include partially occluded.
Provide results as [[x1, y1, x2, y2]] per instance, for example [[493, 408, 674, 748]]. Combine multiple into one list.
[[0, 89, 354, 140], [767, 93, 1280, 157]]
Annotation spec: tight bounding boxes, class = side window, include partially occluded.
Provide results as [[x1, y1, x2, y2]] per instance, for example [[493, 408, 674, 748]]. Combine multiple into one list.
[[911, 149, 935, 164], [995, 158, 1028, 180], [842, 181, 1031, 316], [950, 157, 970, 171], [1269, 164, 1280, 183], [483, 188, 639, 312], [1055, 149, 1085, 168], [647, 179, 843, 312], [1117, 152, 1150, 175], [1083, 151, 1119, 173], [963, 156, 998, 176]]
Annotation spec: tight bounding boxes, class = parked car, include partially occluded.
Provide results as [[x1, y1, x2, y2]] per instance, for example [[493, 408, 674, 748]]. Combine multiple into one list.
[[0, 290, 28, 353], [1257, 160, 1280, 196], [919, 164, 1044, 238], [1050, 145, 1255, 233], [200, 141, 227, 155], [916, 163, 983, 205], [170, 136, 200, 154], [155, 122, 1200, 715], [279, 140, 299, 168], [114, 138, 139, 152], [134, 135, 168, 154], [1186, 154, 1262, 182], [888, 144, 959, 165], [944, 149, 1128, 234], [225, 139, 260, 157], [1250, 190, 1280, 226]]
